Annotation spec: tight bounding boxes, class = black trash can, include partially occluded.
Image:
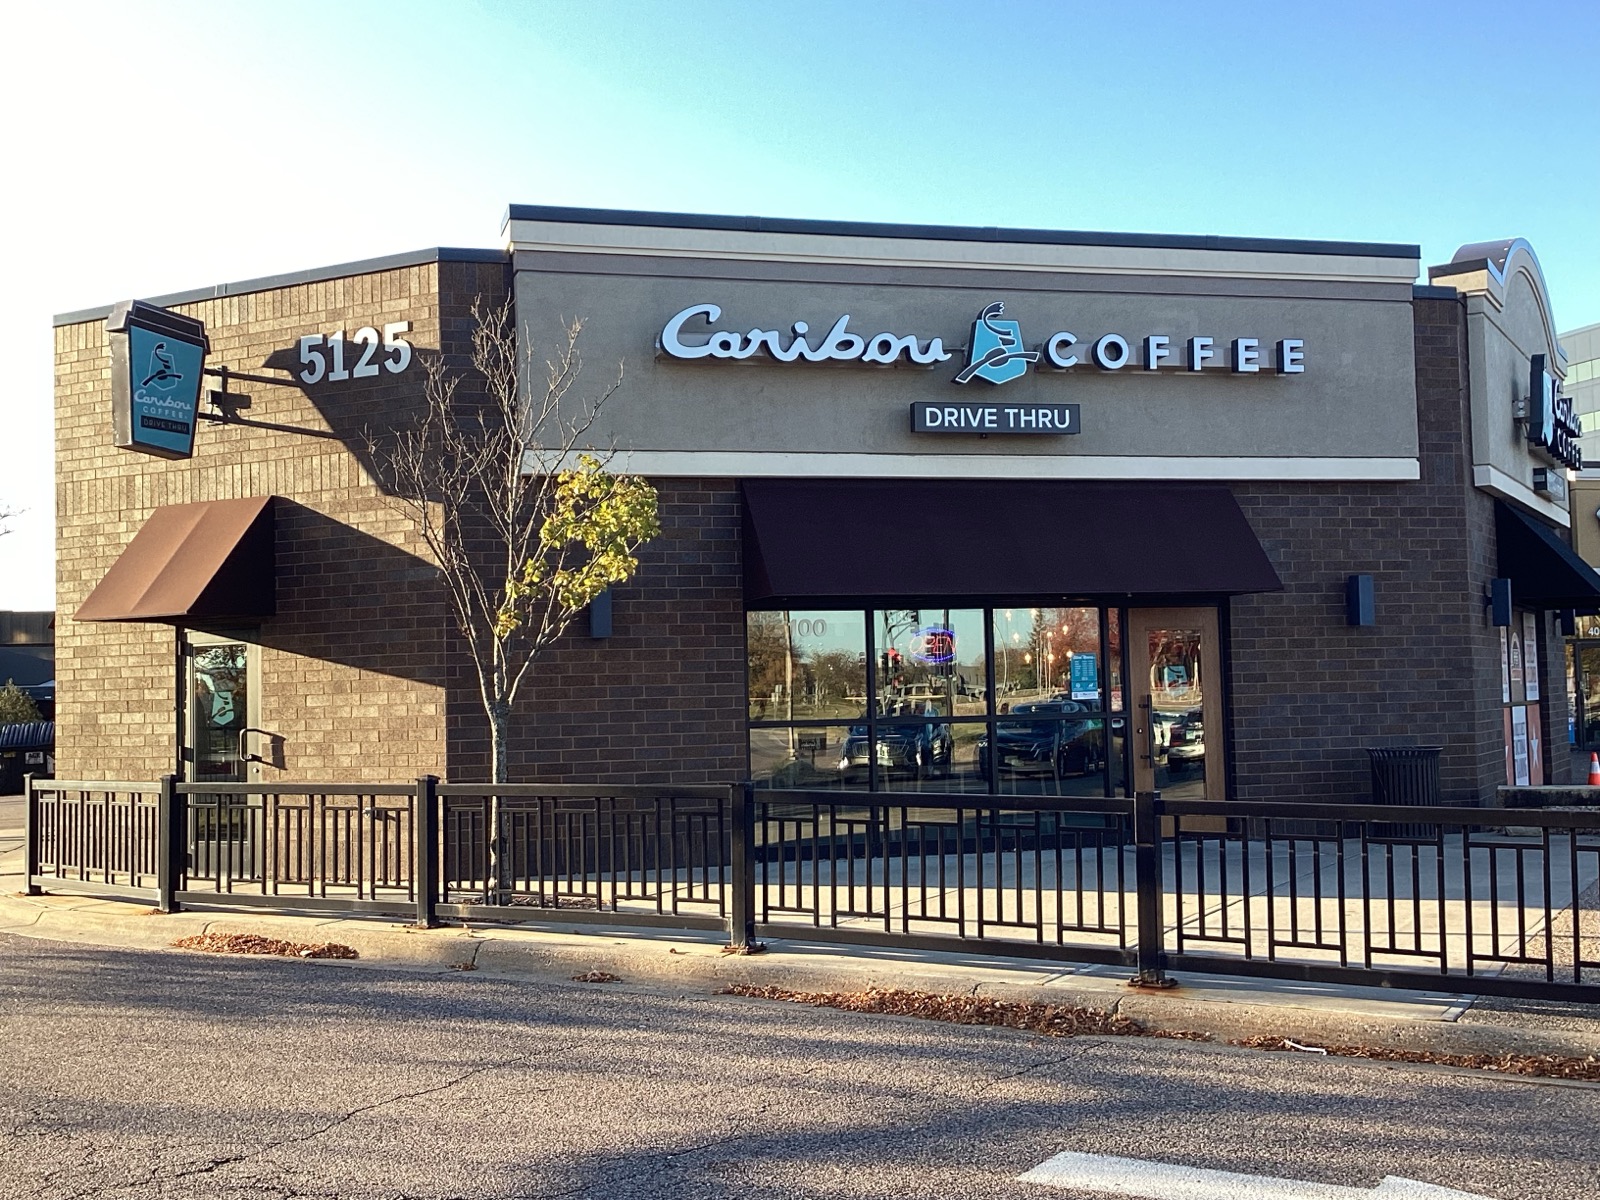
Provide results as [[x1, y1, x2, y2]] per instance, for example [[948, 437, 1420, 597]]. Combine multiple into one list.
[[1367, 745, 1442, 838]]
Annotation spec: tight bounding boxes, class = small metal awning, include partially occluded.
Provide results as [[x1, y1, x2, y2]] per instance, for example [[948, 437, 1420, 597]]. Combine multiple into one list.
[[75, 496, 276, 623], [1496, 501, 1600, 611], [0, 721, 53, 751], [741, 479, 1282, 607]]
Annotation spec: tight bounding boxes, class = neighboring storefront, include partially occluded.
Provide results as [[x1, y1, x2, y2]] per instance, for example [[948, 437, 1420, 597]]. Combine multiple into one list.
[[51, 211, 1597, 803], [1557, 322, 1600, 756]]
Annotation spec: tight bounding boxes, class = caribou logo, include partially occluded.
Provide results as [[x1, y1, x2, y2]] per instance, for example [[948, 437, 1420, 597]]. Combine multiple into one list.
[[954, 302, 1040, 386]]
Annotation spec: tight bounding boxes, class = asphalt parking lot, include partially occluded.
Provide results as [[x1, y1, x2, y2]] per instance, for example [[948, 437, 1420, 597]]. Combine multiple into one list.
[[2, 932, 1596, 1200]]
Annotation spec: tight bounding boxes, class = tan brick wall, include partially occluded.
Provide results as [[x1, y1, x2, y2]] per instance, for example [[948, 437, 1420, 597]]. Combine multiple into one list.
[[54, 256, 507, 783]]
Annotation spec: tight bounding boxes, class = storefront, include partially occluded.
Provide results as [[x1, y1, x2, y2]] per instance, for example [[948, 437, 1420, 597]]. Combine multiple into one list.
[[51, 210, 1596, 804]]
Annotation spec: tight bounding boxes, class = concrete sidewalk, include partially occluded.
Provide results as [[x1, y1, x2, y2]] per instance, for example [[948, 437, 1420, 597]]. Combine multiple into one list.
[[4, 848, 1598, 1062]]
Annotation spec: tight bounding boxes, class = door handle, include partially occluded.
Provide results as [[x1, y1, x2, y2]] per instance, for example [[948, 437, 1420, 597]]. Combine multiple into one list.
[[238, 727, 269, 764], [1138, 697, 1154, 764]]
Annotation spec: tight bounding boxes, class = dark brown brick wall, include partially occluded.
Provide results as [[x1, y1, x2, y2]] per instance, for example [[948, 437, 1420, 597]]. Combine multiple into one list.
[[1227, 295, 1570, 803], [446, 478, 747, 785]]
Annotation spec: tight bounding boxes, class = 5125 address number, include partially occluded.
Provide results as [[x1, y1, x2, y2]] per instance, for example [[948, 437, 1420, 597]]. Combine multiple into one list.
[[298, 322, 412, 384]]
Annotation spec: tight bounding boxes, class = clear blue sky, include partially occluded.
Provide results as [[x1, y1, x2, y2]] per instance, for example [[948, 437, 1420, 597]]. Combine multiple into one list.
[[2, 0, 1597, 608]]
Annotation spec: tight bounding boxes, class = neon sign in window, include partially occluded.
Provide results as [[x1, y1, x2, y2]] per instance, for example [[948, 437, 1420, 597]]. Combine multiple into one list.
[[908, 626, 956, 665]]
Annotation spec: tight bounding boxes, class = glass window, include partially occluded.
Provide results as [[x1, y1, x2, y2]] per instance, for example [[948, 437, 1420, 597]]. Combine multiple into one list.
[[747, 604, 1129, 797], [984, 713, 1107, 797], [1107, 608, 1124, 712], [747, 610, 866, 722], [992, 607, 1101, 710], [749, 723, 866, 791], [190, 642, 249, 782], [873, 608, 983, 718]]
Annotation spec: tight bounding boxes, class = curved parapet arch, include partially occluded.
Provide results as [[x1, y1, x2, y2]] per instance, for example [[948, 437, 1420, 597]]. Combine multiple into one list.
[[1430, 237, 1567, 370]]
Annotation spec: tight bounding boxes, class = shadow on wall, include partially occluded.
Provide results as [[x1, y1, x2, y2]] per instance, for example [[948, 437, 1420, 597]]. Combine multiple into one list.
[[254, 260, 510, 509], [183, 500, 451, 692], [253, 342, 453, 507]]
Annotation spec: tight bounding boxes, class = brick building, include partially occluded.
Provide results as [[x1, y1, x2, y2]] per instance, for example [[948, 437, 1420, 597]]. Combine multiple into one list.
[[51, 212, 1596, 803]]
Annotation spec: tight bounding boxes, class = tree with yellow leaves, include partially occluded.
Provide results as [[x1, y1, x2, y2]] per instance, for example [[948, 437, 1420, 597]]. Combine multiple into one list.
[[373, 299, 659, 785]]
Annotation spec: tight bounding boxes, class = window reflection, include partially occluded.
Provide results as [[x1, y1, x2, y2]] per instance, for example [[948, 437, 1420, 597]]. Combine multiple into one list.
[[1107, 609, 1123, 712], [747, 606, 1130, 797], [873, 608, 983, 718], [749, 724, 867, 791], [991, 607, 1100, 709], [1146, 626, 1206, 801], [747, 610, 866, 722], [980, 709, 1104, 777]]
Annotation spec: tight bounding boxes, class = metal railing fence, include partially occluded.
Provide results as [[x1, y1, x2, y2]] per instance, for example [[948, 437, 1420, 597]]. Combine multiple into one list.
[[25, 780, 169, 904], [746, 789, 1137, 968], [1159, 799, 1600, 998], [434, 783, 732, 931], [20, 776, 1600, 1003], [177, 782, 424, 916]]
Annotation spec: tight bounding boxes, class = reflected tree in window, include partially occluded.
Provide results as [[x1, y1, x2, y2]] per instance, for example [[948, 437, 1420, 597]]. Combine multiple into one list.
[[747, 612, 790, 720]]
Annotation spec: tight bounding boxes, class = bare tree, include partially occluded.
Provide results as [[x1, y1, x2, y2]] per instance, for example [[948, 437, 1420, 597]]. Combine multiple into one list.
[[0, 503, 18, 537], [372, 298, 659, 784]]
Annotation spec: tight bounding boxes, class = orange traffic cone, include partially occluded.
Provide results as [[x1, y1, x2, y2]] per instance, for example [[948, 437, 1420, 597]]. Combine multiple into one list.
[[1587, 753, 1600, 786]]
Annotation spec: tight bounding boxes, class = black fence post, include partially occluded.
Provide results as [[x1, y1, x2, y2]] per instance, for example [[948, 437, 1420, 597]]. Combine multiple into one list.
[[22, 773, 41, 896], [155, 774, 180, 913], [727, 784, 763, 952], [414, 775, 439, 929], [1132, 789, 1172, 988]]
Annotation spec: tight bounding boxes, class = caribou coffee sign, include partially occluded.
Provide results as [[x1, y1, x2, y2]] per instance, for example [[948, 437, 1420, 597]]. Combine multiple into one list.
[[660, 302, 954, 366], [1526, 353, 1581, 472], [107, 300, 210, 460], [660, 299, 1308, 437], [656, 296, 1305, 412], [660, 300, 1306, 380]]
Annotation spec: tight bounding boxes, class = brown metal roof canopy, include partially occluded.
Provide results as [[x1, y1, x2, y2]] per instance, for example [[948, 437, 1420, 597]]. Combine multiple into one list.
[[742, 479, 1282, 607], [75, 496, 276, 623], [1496, 501, 1600, 611]]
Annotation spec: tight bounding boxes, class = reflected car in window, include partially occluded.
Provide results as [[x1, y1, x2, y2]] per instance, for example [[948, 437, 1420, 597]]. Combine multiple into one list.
[[976, 701, 1105, 778], [837, 716, 955, 781], [1165, 710, 1205, 771]]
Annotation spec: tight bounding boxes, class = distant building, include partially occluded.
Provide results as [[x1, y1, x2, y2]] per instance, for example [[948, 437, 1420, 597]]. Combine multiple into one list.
[[1559, 322, 1600, 751], [1566, 321, 1600, 464], [0, 611, 54, 720]]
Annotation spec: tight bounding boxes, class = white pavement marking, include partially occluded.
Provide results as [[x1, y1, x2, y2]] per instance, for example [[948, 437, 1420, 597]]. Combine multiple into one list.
[[1017, 1152, 1495, 1199]]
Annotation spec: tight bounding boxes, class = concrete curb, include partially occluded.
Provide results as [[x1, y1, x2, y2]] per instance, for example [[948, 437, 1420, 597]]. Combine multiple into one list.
[[4, 888, 1598, 1061]]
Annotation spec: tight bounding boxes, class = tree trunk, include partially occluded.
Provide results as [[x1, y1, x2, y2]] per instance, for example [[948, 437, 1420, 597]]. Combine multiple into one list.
[[490, 702, 510, 786], [489, 700, 511, 900]]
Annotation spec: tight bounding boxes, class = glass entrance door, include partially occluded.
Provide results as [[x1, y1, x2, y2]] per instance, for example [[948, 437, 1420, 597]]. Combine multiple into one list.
[[182, 636, 257, 784], [1127, 608, 1224, 803]]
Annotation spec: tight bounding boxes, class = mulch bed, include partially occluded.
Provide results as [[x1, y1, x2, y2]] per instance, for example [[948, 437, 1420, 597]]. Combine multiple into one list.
[[172, 933, 359, 960], [719, 984, 1202, 1040], [1233, 1035, 1600, 1081], [721, 984, 1600, 1082]]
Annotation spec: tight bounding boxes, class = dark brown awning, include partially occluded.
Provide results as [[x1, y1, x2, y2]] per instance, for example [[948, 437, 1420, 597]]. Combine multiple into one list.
[[75, 496, 276, 623], [1496, 501, 1600, 611], [742, 479, 1281, 606]]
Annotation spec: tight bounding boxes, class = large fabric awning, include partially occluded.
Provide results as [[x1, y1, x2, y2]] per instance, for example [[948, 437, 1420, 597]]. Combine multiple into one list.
[[75, 496, 276, 623], [741, 479, 1282, 607], [1496, 501, 1600, 611]]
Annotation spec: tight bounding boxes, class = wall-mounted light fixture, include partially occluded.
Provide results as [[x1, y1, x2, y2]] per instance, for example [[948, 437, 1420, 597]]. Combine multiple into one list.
[[589, 587, 613, 639], [1345, 574, 1375, 627], [1485, 578, 1513, 627], [1560, 609, 1577, 637]]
